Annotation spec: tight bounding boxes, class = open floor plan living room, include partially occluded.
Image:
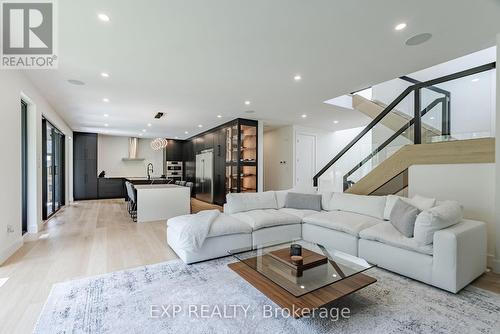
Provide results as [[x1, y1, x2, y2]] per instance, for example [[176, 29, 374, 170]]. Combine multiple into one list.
[[1, 1, 500, 333]]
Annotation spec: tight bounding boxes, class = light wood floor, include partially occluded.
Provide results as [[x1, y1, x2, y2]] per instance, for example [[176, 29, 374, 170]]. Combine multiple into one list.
[[0, 198, 497, 333], [0, 198, 220, 334]]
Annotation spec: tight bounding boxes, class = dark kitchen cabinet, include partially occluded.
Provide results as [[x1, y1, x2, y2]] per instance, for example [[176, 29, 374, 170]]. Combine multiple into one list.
[[183, 140, 195, 183], [165, 139, 184, 161], [203, 132, 214, 151], [73, 132, 98, 200], [183, 118, 258, 205], [213, 128, 226, 205], [98, 178, 125, 199]]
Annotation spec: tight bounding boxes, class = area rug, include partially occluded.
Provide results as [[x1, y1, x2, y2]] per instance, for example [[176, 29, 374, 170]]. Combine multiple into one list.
[[34, 257, 500, 334]]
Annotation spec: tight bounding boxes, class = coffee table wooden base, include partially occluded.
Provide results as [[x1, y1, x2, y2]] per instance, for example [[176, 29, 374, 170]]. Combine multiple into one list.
[[228, 262, 377, 318]]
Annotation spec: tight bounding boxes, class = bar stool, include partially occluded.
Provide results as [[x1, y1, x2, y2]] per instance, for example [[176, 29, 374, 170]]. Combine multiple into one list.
[[125, 181, 137, 222]]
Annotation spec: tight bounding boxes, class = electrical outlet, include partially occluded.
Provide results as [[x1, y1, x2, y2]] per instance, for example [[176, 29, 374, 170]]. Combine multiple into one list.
[[7, 225, 14, 233]]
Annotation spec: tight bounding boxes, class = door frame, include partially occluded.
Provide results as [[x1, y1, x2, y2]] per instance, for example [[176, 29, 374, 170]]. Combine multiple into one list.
[[42, 118, 66, 220], [21, 100, 28, 234], [293, 131, 317, 188]]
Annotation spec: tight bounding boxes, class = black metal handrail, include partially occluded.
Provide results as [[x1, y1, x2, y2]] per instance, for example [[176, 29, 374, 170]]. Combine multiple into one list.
[[312, 62, 496, 187], [342, 97, 446, 191], [400, 75, 451, 135]]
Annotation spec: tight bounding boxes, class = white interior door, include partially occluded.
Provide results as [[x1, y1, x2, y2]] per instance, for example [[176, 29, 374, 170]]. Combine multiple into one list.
[[295, 133, 316, 188]]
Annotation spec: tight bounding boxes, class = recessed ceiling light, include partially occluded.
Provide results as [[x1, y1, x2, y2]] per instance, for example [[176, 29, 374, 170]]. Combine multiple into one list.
[[100, 72, 109, 78], [301, 114, 307, 118], [184, 131, 189, 134], [175, 136, 179, 139], [430, 116, 435, 120], [405, 33, 432, 46], [244, 100, 251, 105], [103, 113, 109, 117], [333, 120, 339, 124], [142, 129, 146, 132], [147, 123, 152, 127], [294, 75, 302, 81], [97, 13, 110, 22], [102, 98, 109, 103], [395, 23, 407, 31], [471, 78, 480, 82], [217, 115, 222, 118], [198, 124, 203, 128], [139, 133, 143, 136], [68, 79, 85, 86], [104, 123, 109, 127]]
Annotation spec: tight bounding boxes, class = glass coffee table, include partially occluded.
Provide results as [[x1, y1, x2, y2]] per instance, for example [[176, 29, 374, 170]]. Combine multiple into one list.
[[228, 239, 377, 318]]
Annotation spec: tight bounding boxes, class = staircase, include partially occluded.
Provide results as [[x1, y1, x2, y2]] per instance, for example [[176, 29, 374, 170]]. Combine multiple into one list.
[[314, 62, 496, 195], [352, 94, 443, 142]]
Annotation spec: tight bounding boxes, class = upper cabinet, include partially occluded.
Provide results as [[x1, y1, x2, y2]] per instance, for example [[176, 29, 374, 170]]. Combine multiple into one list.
[[165, 139, 184, 161]]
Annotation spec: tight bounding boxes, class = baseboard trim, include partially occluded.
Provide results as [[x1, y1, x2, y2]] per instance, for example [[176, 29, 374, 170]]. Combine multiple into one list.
[[491, 257, 500, 274], [0, 239, 23, 265]]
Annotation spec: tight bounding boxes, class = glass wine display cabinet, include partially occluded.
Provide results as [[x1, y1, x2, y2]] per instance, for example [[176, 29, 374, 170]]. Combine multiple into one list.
[[225, 119, 258, 194]]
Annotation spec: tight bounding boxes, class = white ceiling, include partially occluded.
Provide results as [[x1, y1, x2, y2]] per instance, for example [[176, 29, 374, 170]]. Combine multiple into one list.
[[24, 0, 500, 139]]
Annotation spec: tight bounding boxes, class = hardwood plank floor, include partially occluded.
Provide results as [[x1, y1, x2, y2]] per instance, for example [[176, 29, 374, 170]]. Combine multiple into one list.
[[0, 198, 496, 333]]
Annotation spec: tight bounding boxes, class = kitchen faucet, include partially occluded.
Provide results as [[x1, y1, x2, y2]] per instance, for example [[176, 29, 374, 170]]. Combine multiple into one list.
[[147, 163, 154, 181]]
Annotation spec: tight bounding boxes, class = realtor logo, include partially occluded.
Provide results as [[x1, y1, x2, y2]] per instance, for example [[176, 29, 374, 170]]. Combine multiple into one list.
[[1, 0, 58, 68]]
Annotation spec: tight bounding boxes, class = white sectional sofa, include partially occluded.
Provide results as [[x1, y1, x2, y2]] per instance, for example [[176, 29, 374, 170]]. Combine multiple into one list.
[[167, 190, 487, 293]]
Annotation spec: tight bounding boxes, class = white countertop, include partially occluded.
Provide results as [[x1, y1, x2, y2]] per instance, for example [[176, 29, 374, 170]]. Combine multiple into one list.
[[133, 184, 184, 190]]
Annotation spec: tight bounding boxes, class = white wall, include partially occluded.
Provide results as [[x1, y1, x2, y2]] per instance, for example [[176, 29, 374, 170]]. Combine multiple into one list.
[[263, 126, 294, 191], [408, 164, 496, 267], [372, 47, 497, 140], [302, 126, 372, 192], [97, 135, 164, 178], [0, 71, 73, 264], [263, 125, 374, 192]]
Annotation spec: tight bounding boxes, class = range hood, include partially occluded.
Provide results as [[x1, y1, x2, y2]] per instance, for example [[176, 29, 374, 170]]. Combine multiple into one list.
[[122, 137, 145, 161]]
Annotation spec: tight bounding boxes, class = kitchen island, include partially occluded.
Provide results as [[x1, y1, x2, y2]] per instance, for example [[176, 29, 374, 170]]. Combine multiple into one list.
[[133, 184, 190, 223]]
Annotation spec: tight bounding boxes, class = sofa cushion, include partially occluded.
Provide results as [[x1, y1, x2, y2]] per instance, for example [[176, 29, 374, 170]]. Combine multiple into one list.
[[414, 201, 463, 245], [359, 222, 433, 255], [390, 199, 420, 238], [383, 194, 436, 220], [275, 190, 289, 208], [206, 214, 253, 237], [303, 210, 383, 237], [230, 209, 302, 230], [225, 192, 278, 214], [319, 191, 334, 210], [384, 194, 436, 220], [278, 208, 319, 219], [284, 192, 322, 211], [328, 193, 387, 220]]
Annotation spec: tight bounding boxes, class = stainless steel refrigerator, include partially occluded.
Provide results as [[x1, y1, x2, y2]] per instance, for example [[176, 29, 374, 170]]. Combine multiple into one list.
[[195, 149, 214, 203]]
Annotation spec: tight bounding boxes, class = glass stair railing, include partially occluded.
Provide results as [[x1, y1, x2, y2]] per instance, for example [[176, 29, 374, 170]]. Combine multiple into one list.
[[313, 62, 496, 193]]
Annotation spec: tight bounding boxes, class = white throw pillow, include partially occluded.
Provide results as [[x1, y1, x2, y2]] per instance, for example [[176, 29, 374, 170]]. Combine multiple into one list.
[[319, 191, 334, 211], [329, 193, 387, 220], [225, 191, 278, 214], [383, 194, 437, 220], [275, 190, 289, 208], [413, 200, 463, 245], [411, 195, 436, 211]]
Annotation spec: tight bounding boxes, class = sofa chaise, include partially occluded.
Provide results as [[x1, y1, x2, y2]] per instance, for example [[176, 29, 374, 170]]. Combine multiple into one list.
[[166, 190, 487, 293]]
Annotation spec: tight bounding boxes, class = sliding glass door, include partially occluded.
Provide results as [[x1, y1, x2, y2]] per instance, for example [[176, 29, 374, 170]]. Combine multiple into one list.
[[42, 119, 65, 219]]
